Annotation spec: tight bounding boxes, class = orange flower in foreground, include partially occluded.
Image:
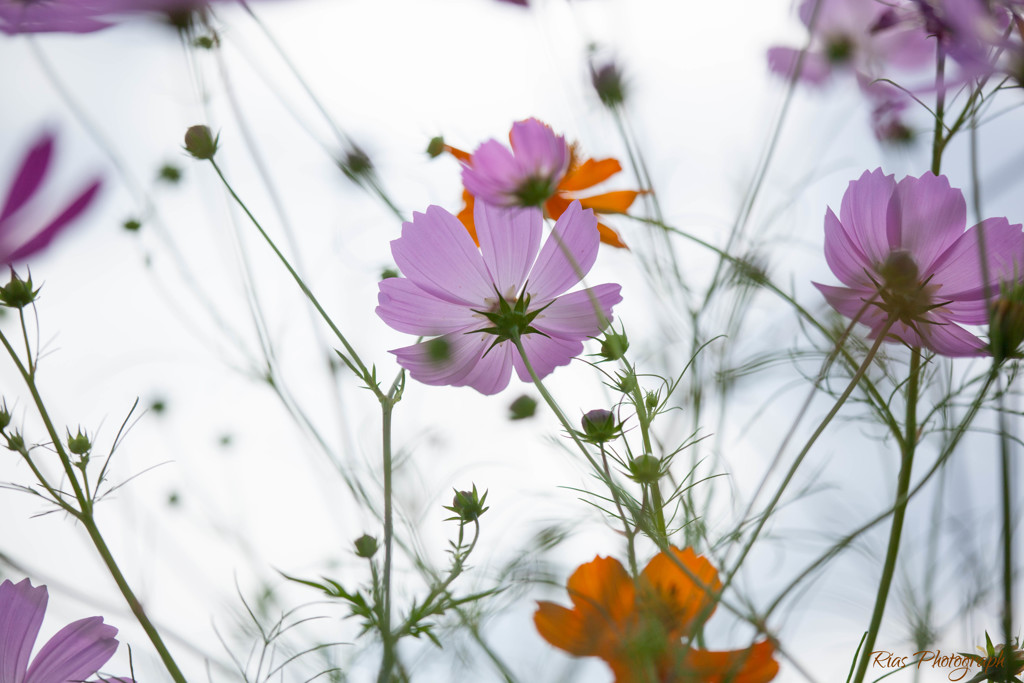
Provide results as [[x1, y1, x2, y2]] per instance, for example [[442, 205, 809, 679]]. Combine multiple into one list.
[[534, 547, 780, 683], [443, 126, 643, 250]]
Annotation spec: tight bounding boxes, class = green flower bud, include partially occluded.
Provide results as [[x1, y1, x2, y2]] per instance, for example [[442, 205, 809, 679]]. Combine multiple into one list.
[[990, 282, 1024, 364], [426, 136, 445, 158], [183, 125, 219, 160], [339, 146, 373, 184], [0, 271, 39, 309], [66, 428, 91, 456], [0, 402, 10, 431], [123, 218, 142, 232], [600, 331, 629, 361], [445, 485, 489, 523], [354, 534, 379, 559], [158, 164, 182, 183], [380, 267, 400, 280], [508, 394, 537, 420], [645, 390, 659, 412], [628, 454, 661, 484], [615, 371, 637, 395], [581, 409, 618, 443], [5, 431, 25, 453], [591, 61, 627, 109]]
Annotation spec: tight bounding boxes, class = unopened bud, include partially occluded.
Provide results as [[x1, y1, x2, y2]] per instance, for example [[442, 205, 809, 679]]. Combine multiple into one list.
[[509, 394, 537, 420], [66, 428, 91, 456], [183, 125, 218, 160], [0, 271, 39, 309], [628, 454, 662, 484], [0, 402, 10, 431], [426, 136, 445, 158], [445, 485, 489, 522], [990, 282, 1024, 364], [354, 534, 379, 558], [581, 409, 618, 443], [600, 331, 629, 361], [591, 61, 627, 108]]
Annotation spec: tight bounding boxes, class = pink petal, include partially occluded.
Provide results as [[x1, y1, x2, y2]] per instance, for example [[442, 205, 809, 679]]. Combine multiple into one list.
[[533, 284, 622, 341], [376, 278, 478, 336], [929, 217, 1024, 300], [839, 168, 897, 266], [511, 333, 583, 382], [766, 46, 832, 85], [526, 201, 600, 300], [475, 202, 541, 297], [814, 282, 886, 329], [0, 579, 47, 683], [390, 206, 494, 306], [508, 119, 568, 183], [916, 316, 989, 357], [24, 617, 118, 683], [462, 140, 518, 206], [4, 178, 102, 264], [823, 206, 873, 288], [886, 173, 967, 273], [391, 331, 516, 394], [0, 134, 53, 225]]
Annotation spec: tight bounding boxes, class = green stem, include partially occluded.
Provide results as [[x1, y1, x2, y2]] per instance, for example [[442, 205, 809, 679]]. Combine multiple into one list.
[[378, 395, 397, 683], [932, 46, 947, 176], [998, 375, 1015, 680], [600, 444, 638, 576], [0, 326, 188, 683], [207, 159, 382, 400], [851, 347, 921, 683]]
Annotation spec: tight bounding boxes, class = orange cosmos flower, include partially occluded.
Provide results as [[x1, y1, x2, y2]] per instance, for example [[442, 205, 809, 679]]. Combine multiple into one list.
[[442, 126, 643, 250], [534, 547, 780, 683]]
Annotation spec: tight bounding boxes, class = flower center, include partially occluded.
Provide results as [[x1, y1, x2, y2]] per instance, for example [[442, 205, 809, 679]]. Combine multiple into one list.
[[874, 250, 940, 323], [514, 176, 556, 208], [470, 287, 552, 349]]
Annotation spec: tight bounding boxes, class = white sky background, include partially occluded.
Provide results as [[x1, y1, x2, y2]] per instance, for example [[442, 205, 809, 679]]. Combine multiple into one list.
[[1, 0, 1023, 681]]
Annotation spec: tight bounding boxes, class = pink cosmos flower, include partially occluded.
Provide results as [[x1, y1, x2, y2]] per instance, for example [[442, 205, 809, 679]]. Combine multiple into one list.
[[1, 133, 102, 266], [814, 169, 1024, 356], [376, 199, 622, 395], [768, 0, 933, 85], [461, 118, 570, 209], [0, 0, 250, 34], [0, 578, 133, 683]]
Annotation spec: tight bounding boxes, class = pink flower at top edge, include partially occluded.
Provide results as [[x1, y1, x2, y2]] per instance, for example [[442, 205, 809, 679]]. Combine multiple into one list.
[[814, 168, 1024, 357], [461, 118, 570, 209], [376, 199, 622, 395], [0, 0, 258, 35], [768, 0, 932, 85], [0, 578, 134, 683], [0, 133, 102, 266]]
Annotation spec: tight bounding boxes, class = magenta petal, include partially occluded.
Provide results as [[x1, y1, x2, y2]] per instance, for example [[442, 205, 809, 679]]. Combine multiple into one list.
[[5, 178, 102, 264], [887, 173, 966, 272], [475, 202, 541, 297], [391, 331, 494, 389], [929, 218, 1024, 298], [917, 317, 988, 357], [24, 616, 118, 683], [459, 340, 516, 395], [511, 333, 583, 382], [839, 168, 897, 265], [0, 134, 53, 226], [823, 207, 872, 288], [390, 206, 494, 306], [463, 140, 518, 206], [814, 282, 886, 328], [376, 278, 478, 335], [766, 46, 832, 84], [533, 284, 622, 340], [508, 119, 567, 183], [527, 201, 599, 299], [0, 579, 47, 683]]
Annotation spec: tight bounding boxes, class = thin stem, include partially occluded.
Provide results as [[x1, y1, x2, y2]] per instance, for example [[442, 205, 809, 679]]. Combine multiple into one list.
[[998, 375, 1015, 681], [932, 46, 947, 176], [851, 347, 921, 683], [377, 396, 396, 683], [600, 443, 638, 576], [206, 159, 382, 400]]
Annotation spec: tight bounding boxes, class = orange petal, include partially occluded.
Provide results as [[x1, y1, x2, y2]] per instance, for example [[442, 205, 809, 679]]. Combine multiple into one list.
[[534, 601, 598, 656], [457, 189, 479, 246], [559, 157, 623, 192], [444, 144, 471, 164], [679, 640, 781, 683], [597, 222, 629, 249], [640, 547, 722, 636], [578, 190, 645, 214], [566, 555, 636, 627], [545, 194, 571, 221]]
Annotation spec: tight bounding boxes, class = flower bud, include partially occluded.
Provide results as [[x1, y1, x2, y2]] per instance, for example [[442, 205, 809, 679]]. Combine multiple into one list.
[[426, 136, 445, 158], [5, 430, 24, 453], [581, 409, 618, 443], [628, 454, 662, 484], [183, 125, 218, 160], [0, 271, 39, 309], [66, 428, 91, 456], [591, 61, 627, 109], [509, 394, 537, 420], [445, 485, 489, 522], [158, 164, 182, 183], [0, 401, 10, 431], [354, 534, 379, 558], [339, 146, 373, 183], [123, 218, 142, 232], [989, 283, 1024, 363], [600, 331, 629, 361], [645, 391, 659, 412]]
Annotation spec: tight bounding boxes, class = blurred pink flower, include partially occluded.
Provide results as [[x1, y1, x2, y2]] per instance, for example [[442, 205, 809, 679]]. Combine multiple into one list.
[[0, 133, 101, 266], [0, 0, 253, 34], [768, 0, 933, 85], [461, 118, 570, 209], [376, 200, 621, 395], [0, 578, 133, 683], [814, 169, 1024, 356]]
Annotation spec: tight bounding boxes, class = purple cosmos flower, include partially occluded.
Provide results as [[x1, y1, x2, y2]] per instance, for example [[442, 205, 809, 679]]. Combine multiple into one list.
[[814, 169, 1024, 356], [0, 578, 133, 683], [0, 133, 102, 266], [0, 0, 249, 34], [768, 0, 932, 85], [376, 199, 622, 395], [461, 118, 570, 209]]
